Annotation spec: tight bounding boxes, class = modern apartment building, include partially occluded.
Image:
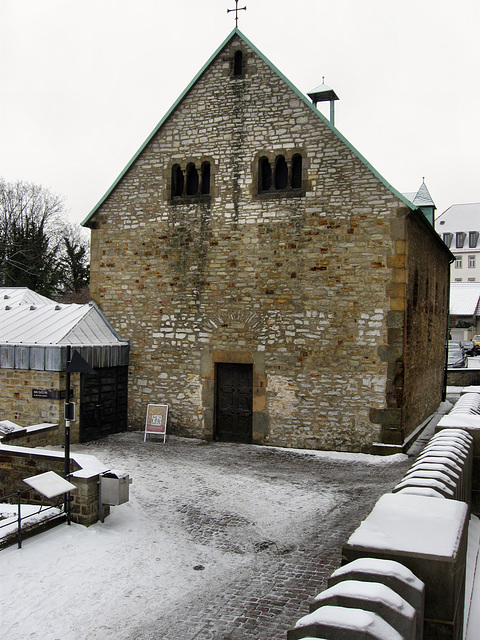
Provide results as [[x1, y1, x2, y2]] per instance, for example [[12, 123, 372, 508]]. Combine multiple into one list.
[[437, 203, 480, 281]]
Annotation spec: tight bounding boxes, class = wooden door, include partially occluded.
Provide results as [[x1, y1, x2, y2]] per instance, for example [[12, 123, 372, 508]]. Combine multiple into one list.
[[215, 363, 253, 443], [80, 366, 128, 442]]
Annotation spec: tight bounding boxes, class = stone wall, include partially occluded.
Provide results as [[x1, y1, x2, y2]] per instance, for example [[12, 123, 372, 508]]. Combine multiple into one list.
[[0, 369, 81, 443], [0, 445, 109, 526], [402, 213, 450, 440], [374, 212, 451, 447], [87, 33, 450, 452], [1, 423, 61, 448]]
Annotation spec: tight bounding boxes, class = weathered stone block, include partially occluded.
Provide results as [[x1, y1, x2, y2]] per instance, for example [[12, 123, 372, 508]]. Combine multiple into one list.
[[327, 556, 424, 639], [342, 493, 469, 640]]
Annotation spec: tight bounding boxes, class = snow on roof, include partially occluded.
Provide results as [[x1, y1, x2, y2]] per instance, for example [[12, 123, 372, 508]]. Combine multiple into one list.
[[0, 287, 125, 346], [449, 282, 480, 316], [436, 202, 480, 231], [403, 181, 435, 208]]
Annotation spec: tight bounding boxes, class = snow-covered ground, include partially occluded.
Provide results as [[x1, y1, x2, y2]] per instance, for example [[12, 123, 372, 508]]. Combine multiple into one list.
[[1, 430, 479, 640], [0, 433, 412, 640]]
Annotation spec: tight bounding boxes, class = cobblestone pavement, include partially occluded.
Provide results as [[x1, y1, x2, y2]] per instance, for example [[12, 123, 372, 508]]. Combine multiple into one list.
[[77, 433, 412, 640]]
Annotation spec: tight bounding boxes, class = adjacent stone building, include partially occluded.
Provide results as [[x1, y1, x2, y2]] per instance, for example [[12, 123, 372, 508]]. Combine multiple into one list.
[[0, 287, 129, 443], [83, 29, 453, 453]]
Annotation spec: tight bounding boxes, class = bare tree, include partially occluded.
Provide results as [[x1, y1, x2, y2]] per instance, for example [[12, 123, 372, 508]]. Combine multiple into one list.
[[0, 178, 89, 299]]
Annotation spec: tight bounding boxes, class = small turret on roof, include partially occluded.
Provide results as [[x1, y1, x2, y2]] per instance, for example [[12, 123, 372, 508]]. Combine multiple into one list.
[[307, 78, 339, 126], [403, 179, 436, 226]]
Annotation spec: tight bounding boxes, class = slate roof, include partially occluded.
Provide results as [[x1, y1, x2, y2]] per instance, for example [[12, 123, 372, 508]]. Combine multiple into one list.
[[0, 288, 126, 346], [403, 181, 435, 208]]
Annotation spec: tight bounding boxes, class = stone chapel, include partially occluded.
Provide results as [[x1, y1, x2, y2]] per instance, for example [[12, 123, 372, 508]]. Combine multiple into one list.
[[83, 29, 453, 453]]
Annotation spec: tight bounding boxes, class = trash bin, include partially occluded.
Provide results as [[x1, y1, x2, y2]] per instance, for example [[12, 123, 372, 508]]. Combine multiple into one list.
[[100, 471, 132, 505]]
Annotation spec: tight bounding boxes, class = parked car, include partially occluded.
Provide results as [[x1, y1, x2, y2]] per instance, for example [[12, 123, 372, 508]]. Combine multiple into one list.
[[448, 346, 467, 368], [460, 340, 475, 356], [473, 336, 480, 355]]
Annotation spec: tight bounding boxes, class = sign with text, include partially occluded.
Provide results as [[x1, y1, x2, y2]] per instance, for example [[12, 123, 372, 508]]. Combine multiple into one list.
[[32, 389, 72, 400], [144, 404, 168, 443]]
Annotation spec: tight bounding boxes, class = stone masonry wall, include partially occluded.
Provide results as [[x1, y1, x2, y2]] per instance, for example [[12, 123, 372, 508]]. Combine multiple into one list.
[[0, 446, 109, 526], [0, 369, 81, 443], [87, 34, 448, 452], [402, 213, 450, 440]]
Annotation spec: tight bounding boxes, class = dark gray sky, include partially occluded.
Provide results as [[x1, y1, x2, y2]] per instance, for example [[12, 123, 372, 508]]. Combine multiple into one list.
[[1, 0, 478, 223]]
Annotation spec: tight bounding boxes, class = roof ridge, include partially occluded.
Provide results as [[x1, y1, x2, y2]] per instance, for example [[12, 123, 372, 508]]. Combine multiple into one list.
[[81, 28, 415, 226]]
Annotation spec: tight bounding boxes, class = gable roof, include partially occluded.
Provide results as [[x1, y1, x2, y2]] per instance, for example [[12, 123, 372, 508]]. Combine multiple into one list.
[[436, 203, 480, 232], [82, 28, 416, 227], [0, 288, 126, 346], [0, 287, 53, 308], [450, 282, 480, 316]]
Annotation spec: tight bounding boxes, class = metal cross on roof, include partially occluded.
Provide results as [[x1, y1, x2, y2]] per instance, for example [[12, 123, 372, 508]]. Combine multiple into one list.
[[227, 0, 246, 27]]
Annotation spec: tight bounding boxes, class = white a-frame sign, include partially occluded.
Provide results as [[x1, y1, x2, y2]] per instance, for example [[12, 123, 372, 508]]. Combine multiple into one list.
[[144, 404, 168, 443]]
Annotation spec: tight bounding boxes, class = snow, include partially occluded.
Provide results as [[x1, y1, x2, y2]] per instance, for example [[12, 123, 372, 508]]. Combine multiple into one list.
[[439, 414, 480, 429], [411, 455, 463, 474], [418, 447, 466, 463], [0, 504, 63, 539], [330, 557, 423, 590], [403, 468, 457, 489], [23, 471, 77, 499], [0, 419, 25, 436], [394, 477, 454, 497], [294, 605, 403, 639], [347, 493, 468, 558], [312, 579, 415, 619], [2, 435, 356, 640], [0, 494, 247, 639], [1, 432, 479, 640], [394, 487, 446, 499]]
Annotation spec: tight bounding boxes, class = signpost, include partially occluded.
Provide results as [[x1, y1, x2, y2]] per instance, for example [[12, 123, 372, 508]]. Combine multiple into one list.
[[144, 404, 168, 443]]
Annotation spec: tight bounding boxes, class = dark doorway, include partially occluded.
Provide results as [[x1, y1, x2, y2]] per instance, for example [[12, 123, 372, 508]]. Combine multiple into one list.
[[215, 363, 253, 443], [80, 366, 128, 442]]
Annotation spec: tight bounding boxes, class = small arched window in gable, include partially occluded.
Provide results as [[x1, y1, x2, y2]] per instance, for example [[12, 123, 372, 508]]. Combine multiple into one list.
[[201, 162, 211, 195], [274, 155, 288, 190], [186, 163, 199, 196], [233, 50, 243, 77], [172, 164, 184, 197], [259, 157, 272, 192], [291, 154, 302, 189]]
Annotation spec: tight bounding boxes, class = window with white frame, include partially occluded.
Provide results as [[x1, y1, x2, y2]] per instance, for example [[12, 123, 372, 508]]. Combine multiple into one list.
[[455, 257, 463, 269], [455, 278, 463, 282], [469, 255, 476, 268], [468, 278, 476, 282]]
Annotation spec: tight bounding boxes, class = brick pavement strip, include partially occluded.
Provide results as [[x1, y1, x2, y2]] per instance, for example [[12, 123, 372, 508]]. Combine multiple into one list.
[[79, 433, 411, 640]]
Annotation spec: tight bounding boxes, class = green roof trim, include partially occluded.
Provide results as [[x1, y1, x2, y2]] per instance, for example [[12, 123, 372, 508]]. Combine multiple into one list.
[[82, 28, 415, 226]]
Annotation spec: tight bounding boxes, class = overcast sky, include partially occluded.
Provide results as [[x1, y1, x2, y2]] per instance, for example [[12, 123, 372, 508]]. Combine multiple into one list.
[[1, 0, 479, 225]]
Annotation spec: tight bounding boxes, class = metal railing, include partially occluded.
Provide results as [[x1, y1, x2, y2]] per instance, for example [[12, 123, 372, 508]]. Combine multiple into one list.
[[0, 489, 66, 549]]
